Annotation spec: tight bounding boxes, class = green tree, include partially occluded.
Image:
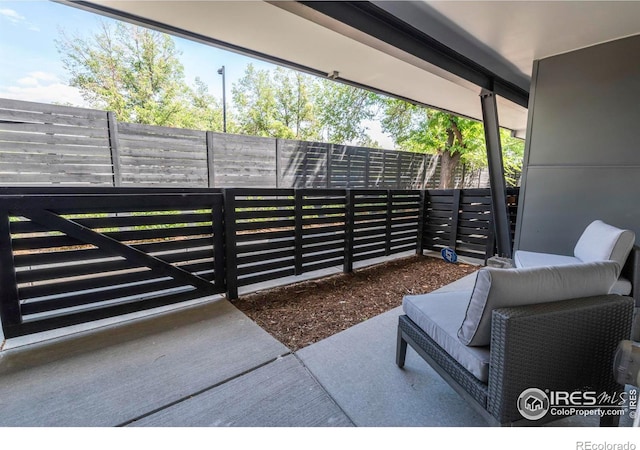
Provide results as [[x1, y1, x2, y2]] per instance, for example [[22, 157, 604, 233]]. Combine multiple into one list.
[[273, 68, 318, 139], [231, 65, 380, 144], [381, 98, 523, 188], [182, 77, 226, 132], [57, 21, 224, 130], [500, 132, 525, 187], [312, 80, 379, 145], [232, 65, 318, 139], [232, 64, 276, 136]]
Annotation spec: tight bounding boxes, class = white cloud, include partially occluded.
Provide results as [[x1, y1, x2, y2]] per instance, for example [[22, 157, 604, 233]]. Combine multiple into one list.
[[0, 7, 39, 31], [17, 76, 38, 87], [0, 8, 25, 23], [18, 71, 58, 85], [0, 72, 88, 106]]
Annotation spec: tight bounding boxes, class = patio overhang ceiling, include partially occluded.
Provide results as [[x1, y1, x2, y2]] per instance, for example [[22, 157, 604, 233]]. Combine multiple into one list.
[[66, 1, 640, 139]]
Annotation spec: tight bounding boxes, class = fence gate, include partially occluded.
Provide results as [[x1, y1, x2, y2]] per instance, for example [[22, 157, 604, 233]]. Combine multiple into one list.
[[0, 192, 225, 338]]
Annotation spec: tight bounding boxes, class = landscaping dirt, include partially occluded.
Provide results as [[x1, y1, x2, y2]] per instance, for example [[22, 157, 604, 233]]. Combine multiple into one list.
[[233, 255, 479, 351]]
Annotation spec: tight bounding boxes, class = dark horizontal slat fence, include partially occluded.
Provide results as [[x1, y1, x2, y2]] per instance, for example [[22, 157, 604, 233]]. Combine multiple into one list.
[[0, 191, 225, 337], [1, 98, 491, 189], [298, 189, 347, 274], [225, 188, 296, 299], [0, 186, 519, 338], [421, 187, 520, 261], [223, 188, 426, 299]]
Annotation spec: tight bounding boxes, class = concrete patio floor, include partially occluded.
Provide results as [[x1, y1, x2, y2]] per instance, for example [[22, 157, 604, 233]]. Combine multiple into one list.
[[0, 268, 635, 428]]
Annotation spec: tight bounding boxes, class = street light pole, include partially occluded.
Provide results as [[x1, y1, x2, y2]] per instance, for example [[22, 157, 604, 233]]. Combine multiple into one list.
[[217, 65, 227, 133]]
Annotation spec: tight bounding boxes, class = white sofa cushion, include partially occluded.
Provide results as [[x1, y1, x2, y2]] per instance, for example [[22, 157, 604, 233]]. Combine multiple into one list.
[[573, 220, 635, 267], [403, 291, 490, 382], [458, 261, 620, 347]]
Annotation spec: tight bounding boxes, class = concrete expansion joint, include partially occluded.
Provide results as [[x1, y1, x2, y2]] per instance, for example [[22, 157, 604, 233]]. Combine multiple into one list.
[[291, 352, 356, 426], [117, 351, 294, 427]]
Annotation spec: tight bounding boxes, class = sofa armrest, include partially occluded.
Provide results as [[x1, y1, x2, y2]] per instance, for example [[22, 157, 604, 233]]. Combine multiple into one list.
[[486, 295, 634, 424], [621, 245, 640, 307]]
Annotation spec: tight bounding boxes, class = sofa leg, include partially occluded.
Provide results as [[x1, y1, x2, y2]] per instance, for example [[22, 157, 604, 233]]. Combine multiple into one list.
[[396, 327, 408, 368]]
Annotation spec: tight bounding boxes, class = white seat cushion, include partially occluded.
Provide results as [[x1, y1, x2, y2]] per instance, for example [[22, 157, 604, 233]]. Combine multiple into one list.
[[611, 278, 633, 296], [403, 291, 490, 382], [514, 250, 580, 268]]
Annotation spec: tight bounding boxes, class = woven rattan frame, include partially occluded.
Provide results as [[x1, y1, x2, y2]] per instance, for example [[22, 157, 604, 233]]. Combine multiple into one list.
[[397, 294, 634, 426]]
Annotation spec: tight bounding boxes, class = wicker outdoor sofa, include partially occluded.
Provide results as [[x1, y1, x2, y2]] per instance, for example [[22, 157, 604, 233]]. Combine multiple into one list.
[[396, 221, 637, 426]]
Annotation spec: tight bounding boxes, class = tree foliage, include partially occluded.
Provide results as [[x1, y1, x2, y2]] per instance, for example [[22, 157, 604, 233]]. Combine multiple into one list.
[[311, 80, 379, 145], [56, 21, 224, 130], [381, 99, 483, 188], [380, 97, 523, 187], [231, 65, 379, 145], [232, 65, 317, 139]]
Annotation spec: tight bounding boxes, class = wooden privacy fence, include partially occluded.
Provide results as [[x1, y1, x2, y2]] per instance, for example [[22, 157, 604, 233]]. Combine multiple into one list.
[[0, 98, 483, 189], [0, 186, 518, 338]]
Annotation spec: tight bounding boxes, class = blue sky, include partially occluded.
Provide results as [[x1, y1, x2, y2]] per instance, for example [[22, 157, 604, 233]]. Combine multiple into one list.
[[0, 0, 278, 104]]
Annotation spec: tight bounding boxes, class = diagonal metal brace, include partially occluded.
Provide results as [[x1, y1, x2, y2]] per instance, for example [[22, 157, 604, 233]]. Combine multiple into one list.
[[23, 209, 218, 294]]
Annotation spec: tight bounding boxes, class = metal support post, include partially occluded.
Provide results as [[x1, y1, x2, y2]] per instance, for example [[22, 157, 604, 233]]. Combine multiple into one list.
[[480, 89, 512, 258]]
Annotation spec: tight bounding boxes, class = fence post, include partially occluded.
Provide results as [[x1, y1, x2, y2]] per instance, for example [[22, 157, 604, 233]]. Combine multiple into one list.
[[346, 147, 352, 188], [0, 210, 22, 337], [385, 190, 392, 256], [396, 155, 401, 189], [449, 189, 461, 251], [302, 141, 309, 188], [212, 195, 226, 290], [326, 144, 332, 189], [382, 151, 387, 187], [223, 189, 239, 300], [106, 112, 122, 187], [206, 131, 215, 188], [416, 190, 426, 255], [344, 189, 355, 273], [364, 150, 370, 188], [421, 155, 428, 189], [294, 189, 303, 275], [275, 139, 281, 188], [485, 214, 496, 264]]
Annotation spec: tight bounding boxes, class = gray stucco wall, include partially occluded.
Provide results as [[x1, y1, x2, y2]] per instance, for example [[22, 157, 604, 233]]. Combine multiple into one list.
[[515, 35, 640, 254]]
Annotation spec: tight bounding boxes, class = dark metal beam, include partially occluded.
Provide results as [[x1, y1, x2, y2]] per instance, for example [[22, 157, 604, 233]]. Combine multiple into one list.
[[480, 90, 513, 258], [299, 1, 529, 108]]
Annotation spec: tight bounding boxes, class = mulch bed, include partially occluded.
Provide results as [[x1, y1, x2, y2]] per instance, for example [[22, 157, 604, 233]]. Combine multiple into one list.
[[233, 254, 479, 351]]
